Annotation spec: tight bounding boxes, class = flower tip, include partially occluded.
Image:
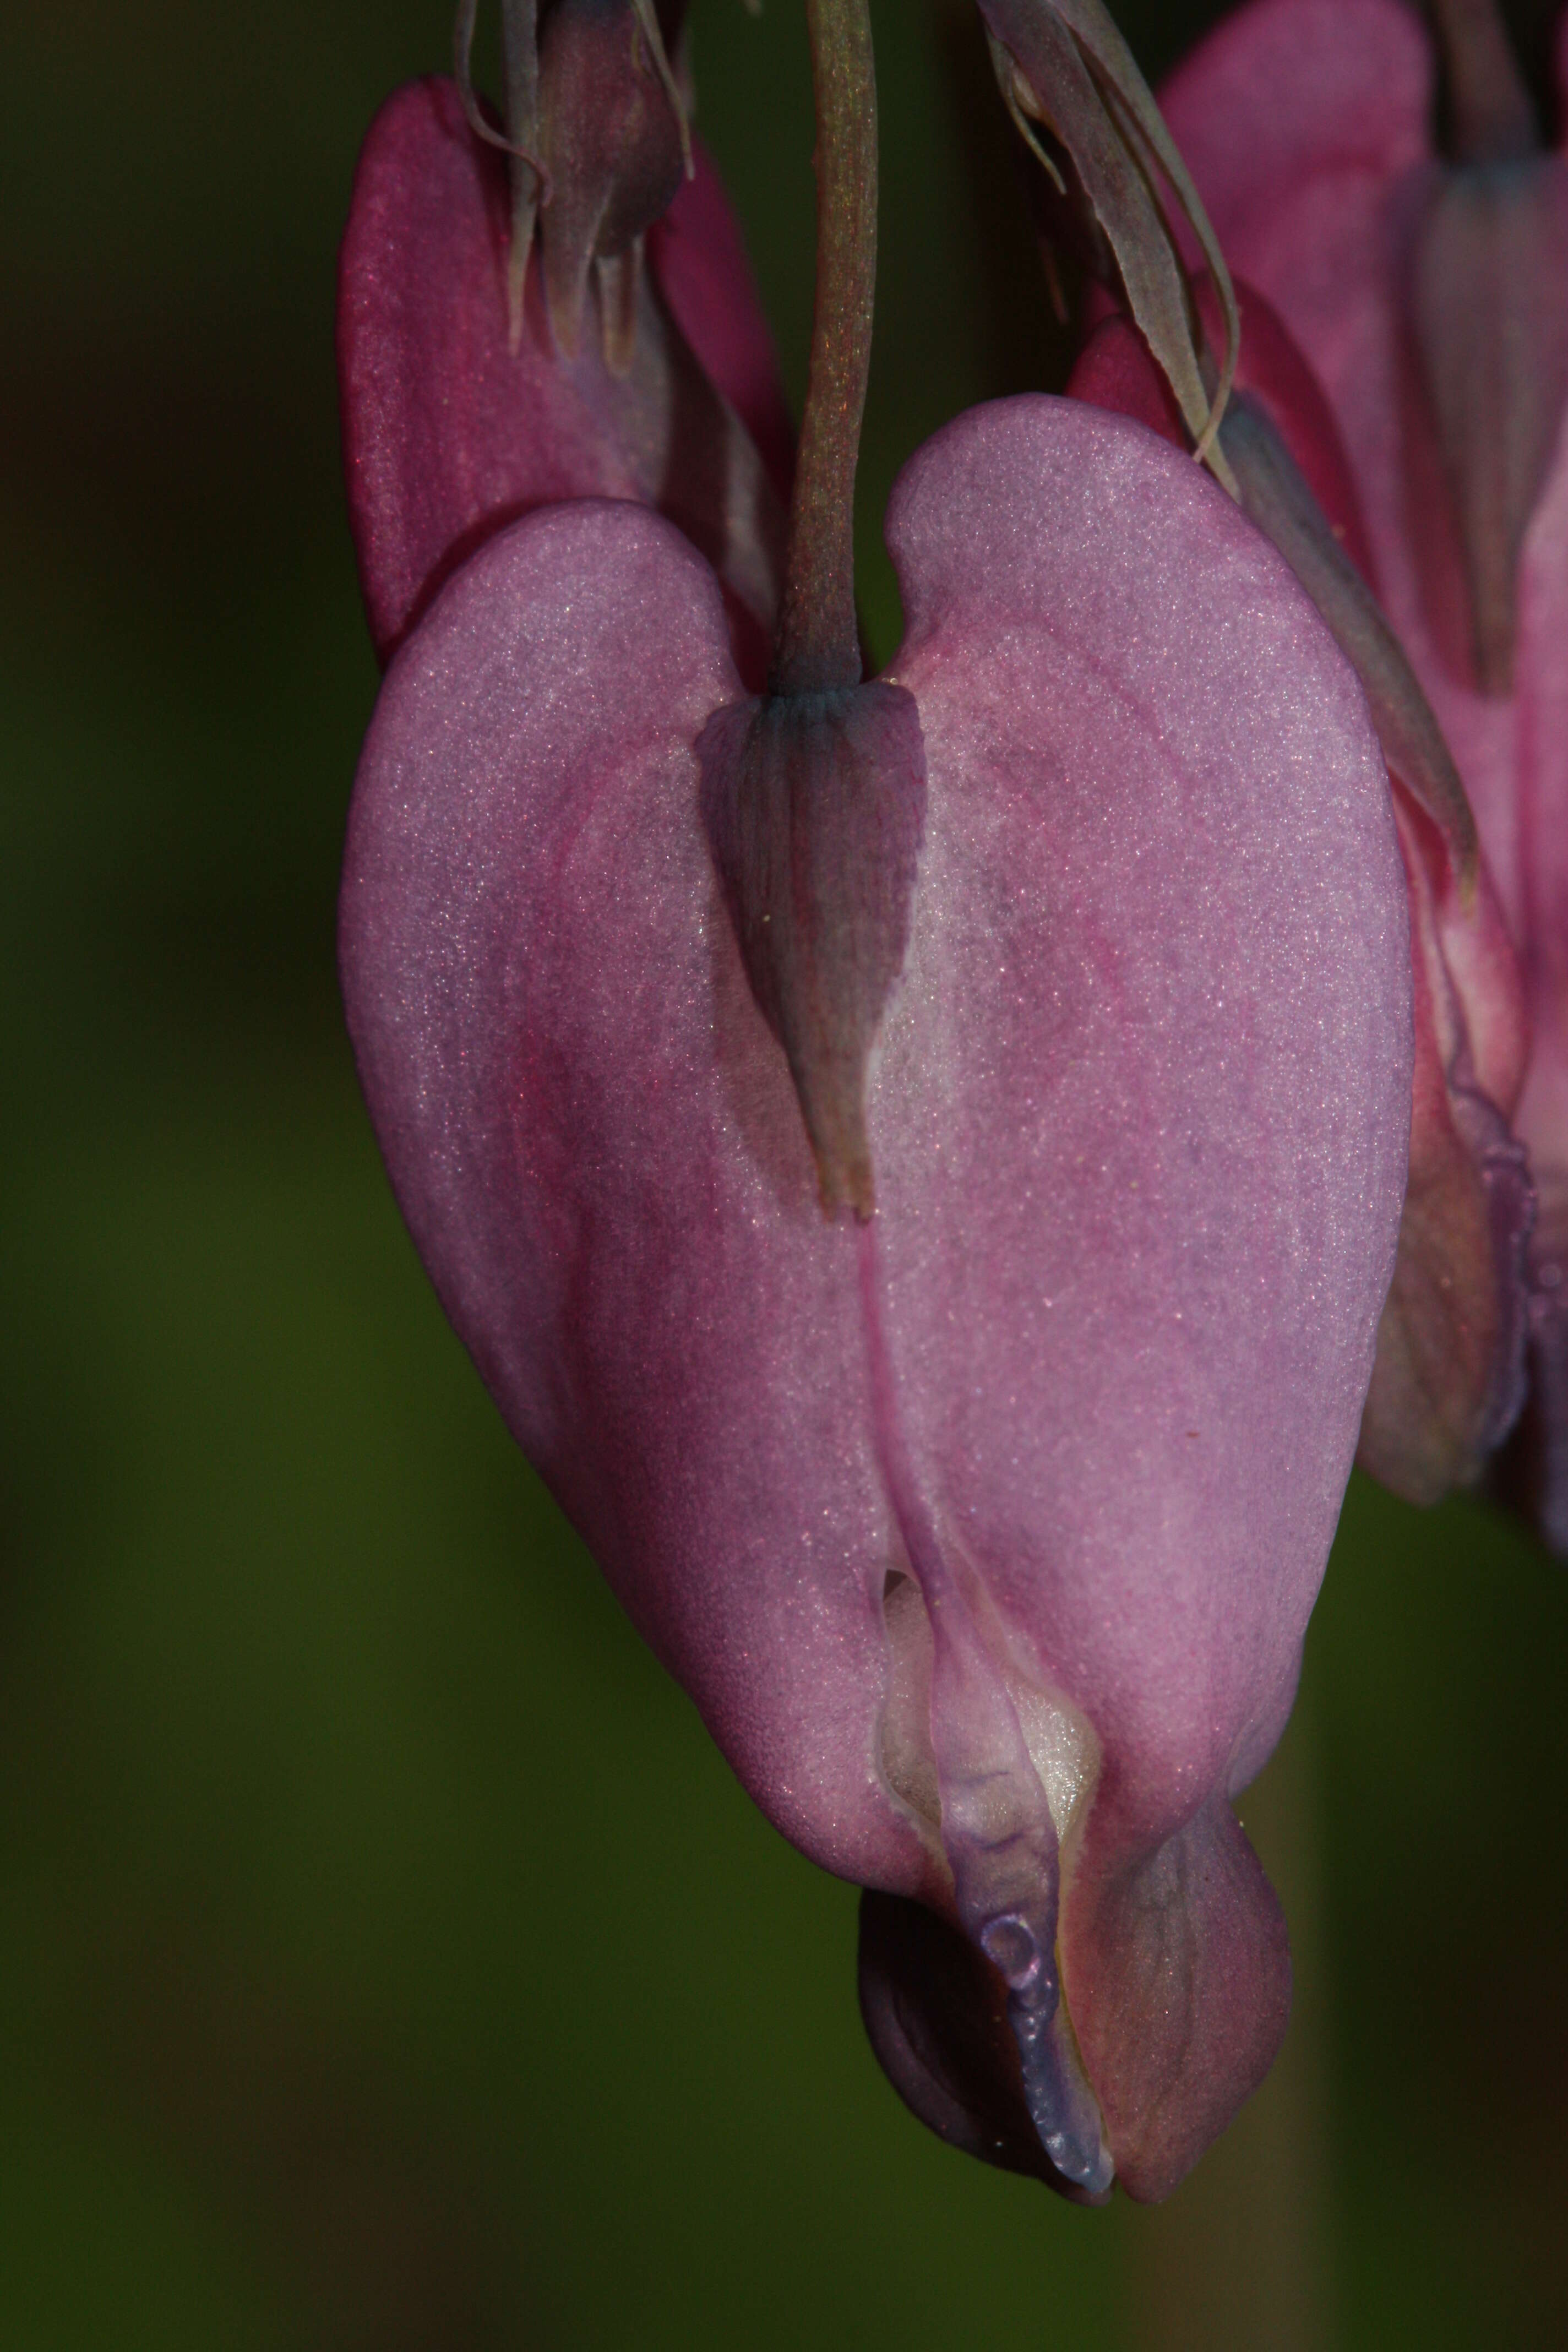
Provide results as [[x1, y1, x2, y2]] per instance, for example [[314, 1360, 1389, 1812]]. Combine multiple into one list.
[[856, 1889, 1114, 2203]]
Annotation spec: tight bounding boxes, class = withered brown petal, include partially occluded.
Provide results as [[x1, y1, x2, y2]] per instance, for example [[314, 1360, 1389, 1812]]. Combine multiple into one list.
[[698, 683, 927, 1219], [981, 0, 1239, 476], [990, 7, 1212, 450], [538, 0, 688, 357]]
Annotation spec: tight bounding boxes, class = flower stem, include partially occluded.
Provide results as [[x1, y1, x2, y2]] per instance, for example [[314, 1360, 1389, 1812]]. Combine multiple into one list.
[[769, 0, 878, 696], [1429, 0, 1538, 165]]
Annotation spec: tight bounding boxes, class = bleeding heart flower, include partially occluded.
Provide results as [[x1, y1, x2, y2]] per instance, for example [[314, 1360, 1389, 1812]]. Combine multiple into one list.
[[1161, 0, 1568, 1538], [1070, 274, 1531, 1505], [339, 0, 1417, 2203], [340, 393, 1411, 2196]]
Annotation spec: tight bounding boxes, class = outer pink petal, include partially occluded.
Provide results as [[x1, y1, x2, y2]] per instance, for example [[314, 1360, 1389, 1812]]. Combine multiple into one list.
[[875, 400, 1409, 2195], [337, 79, 783, 677], [340, 499, 927, 1896], [1159, 0, 1430, 249]]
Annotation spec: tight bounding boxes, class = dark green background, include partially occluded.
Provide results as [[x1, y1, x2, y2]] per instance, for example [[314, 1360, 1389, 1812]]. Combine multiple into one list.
[[3, 1, 1566, 2343]]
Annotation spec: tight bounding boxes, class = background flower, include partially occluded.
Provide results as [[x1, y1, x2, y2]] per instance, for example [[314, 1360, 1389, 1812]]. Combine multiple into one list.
[[1162, 0, 1568, 1540]]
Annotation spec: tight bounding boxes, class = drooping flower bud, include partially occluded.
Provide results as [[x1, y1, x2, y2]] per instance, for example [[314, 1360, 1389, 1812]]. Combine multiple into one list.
[[533, 0, 693, 363], [456, 0, 693, 354], [337, 75, 787, 679]]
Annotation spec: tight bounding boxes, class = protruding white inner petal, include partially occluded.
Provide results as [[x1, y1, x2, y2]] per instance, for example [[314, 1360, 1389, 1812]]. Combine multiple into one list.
[[877, 1570, 1099, 1853], [1010, 1684, 1095, 1845]]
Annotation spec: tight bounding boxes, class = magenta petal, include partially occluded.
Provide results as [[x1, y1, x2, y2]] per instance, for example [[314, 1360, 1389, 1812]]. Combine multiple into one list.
[[1159, 0, 1430, 259], [1070, 1788, 1291, 2203], [1517, 400, 1568, 1226], [1162, 0, 1526, 925], [1067, 312, 1188, 447], [1515, 20, 1568, 1389], [337, 78, 785, 675]]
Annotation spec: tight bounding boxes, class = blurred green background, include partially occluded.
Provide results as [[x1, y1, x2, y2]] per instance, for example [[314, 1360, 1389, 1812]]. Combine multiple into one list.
[[3, 0, 1568, 2343]]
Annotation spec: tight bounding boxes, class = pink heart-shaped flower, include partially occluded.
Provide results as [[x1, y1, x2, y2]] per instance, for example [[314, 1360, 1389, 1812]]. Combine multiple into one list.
[[341, 395, 1411, 2197]]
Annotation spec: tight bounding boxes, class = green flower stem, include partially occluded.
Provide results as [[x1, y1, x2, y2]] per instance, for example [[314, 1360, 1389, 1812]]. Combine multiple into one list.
[[769, 0, 878, 696]]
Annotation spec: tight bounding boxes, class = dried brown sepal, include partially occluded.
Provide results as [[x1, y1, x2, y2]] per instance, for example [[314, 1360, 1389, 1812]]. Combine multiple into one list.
[[979, 0, 1239, 488], [595, 240, 643, 378], [537, 0, 693, 359], [1361, 1079, 1531, 1500], [698, 684, 927, 1219], [1491, 1199, 1568, 1555]]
